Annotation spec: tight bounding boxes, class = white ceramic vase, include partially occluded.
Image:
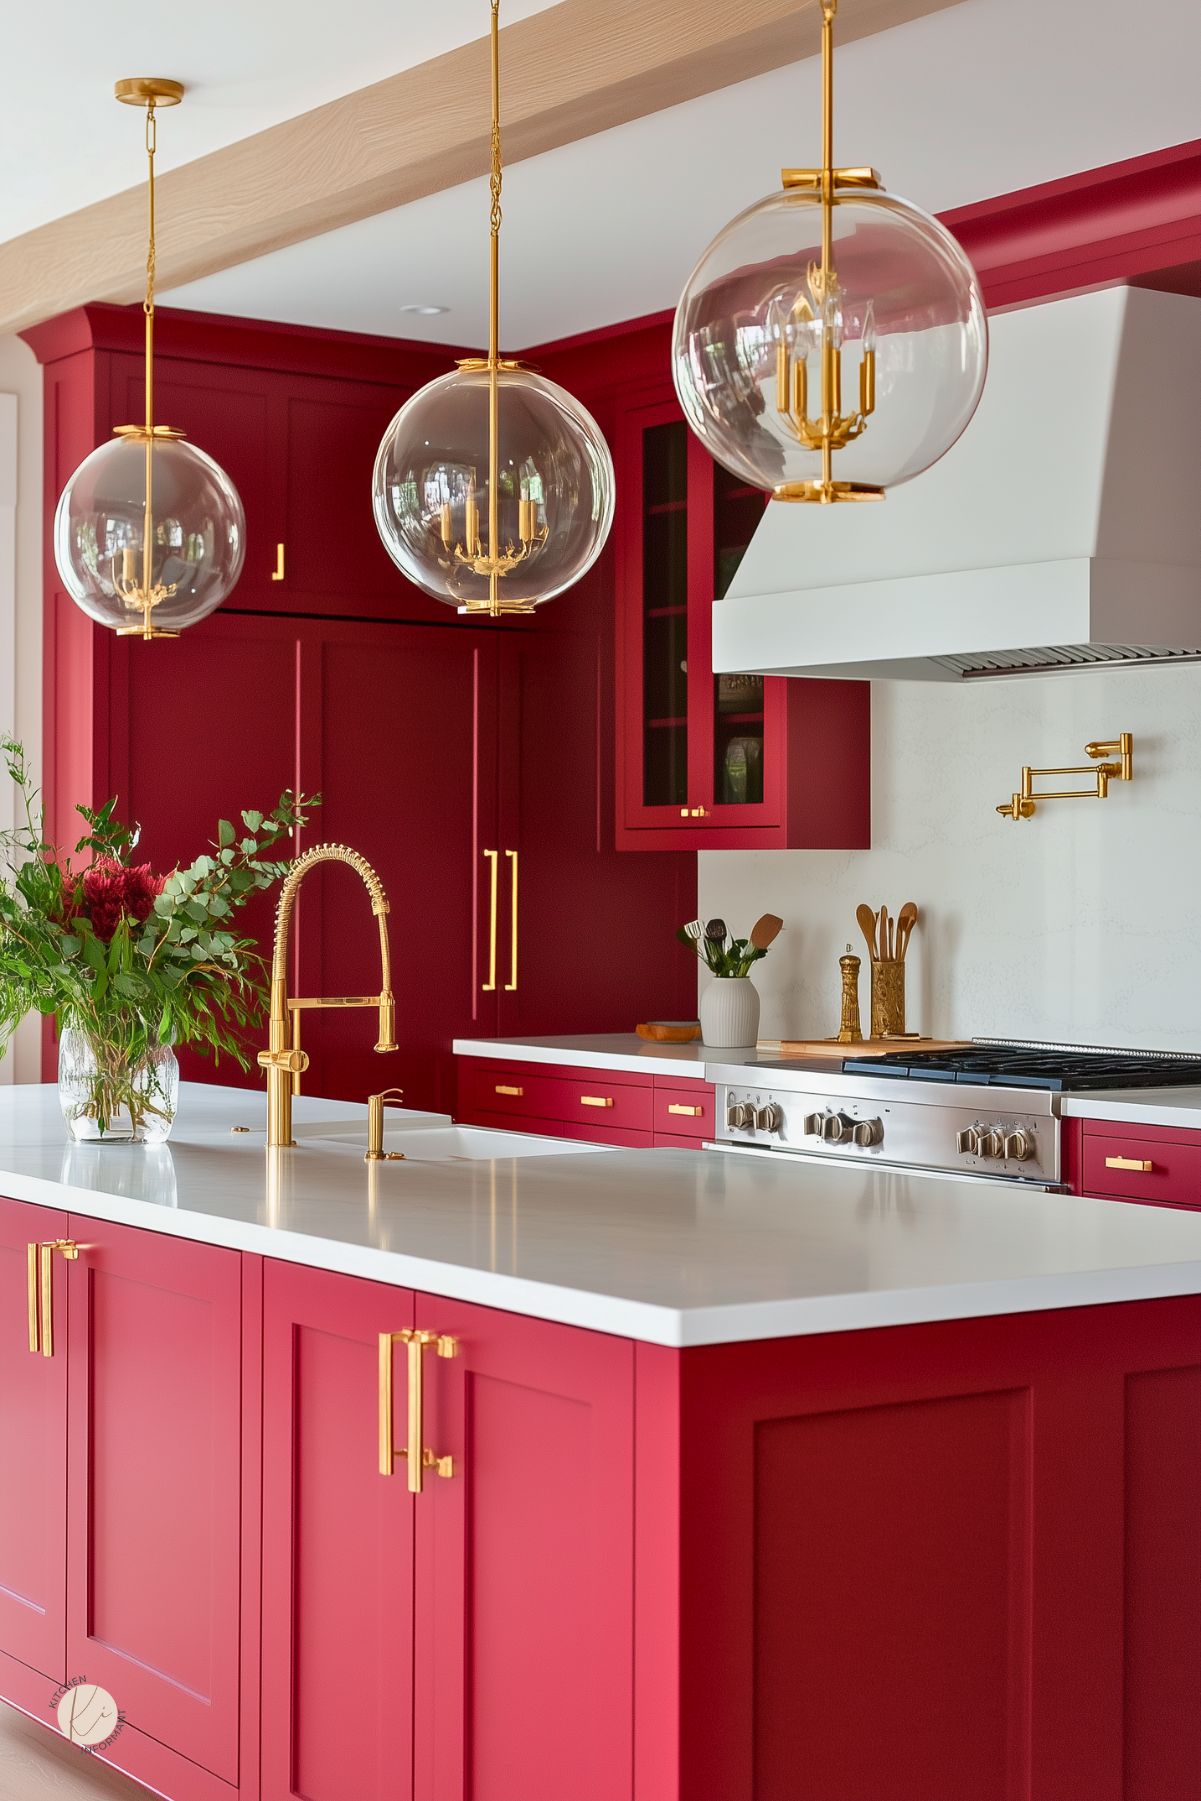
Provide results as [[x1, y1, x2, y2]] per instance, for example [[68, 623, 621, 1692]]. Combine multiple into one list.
[[699, 975, 760, 1049]]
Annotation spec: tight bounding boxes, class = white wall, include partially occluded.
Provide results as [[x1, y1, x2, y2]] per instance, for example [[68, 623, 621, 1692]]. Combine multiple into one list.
[[699, 665, 1201, 1051], [0, 333, 43, 1082]]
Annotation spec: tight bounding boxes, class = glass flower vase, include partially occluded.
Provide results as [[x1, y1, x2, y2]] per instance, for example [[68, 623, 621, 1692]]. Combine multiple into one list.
[[57, 1022, 179, 1145]]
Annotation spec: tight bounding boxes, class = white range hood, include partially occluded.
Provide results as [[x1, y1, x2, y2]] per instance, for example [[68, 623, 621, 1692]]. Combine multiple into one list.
[[713, 287, 1201, 681]]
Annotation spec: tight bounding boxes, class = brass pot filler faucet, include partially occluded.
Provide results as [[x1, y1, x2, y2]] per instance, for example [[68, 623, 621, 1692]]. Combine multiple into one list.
[[258, 844, 397, 1148]]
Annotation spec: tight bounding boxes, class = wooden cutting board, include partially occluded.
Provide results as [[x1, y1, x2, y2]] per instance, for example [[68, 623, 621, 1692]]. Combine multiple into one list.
[[760, 1038, 972, 1060]]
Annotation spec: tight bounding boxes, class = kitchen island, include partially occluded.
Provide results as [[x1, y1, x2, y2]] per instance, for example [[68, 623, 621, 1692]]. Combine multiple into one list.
[[2, 1082, 1198, 1801]]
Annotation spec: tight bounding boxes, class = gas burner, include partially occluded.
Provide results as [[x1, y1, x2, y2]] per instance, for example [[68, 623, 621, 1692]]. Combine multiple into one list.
[[842, 1043, 1201, 1092]]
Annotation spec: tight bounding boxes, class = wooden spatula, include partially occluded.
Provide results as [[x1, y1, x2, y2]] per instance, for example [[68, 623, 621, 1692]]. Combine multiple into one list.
[[750, 913, 784, 950], [856, 904, 878, 960], [896, 901, 919, 959]]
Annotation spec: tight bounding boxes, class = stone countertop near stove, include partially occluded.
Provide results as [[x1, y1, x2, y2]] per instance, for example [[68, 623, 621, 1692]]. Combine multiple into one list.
[[1061, 1086, 1201, 1128], [4, 1082, 1201, 1348], [451, 1033, 767, 1080]]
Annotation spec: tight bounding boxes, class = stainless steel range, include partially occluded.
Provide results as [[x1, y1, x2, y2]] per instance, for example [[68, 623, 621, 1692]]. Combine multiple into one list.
[[708, 1040, 1201, 1188]]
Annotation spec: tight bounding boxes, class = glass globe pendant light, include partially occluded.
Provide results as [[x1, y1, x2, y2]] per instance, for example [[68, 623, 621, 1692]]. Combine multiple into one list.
[[373, 0, 615, 614], [54, 79, 245, 639], [673, 0, 987, 504]]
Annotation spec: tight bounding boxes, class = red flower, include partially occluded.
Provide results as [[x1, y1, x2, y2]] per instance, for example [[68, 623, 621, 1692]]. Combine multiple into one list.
[[82, 858, 166, 942]]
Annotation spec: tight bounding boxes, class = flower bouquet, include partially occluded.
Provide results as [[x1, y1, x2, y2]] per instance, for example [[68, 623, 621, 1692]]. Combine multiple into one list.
[[0, 738, 318, 1142]]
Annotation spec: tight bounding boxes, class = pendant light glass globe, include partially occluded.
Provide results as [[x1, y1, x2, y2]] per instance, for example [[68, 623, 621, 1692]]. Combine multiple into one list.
[[54, 434, 245, 635], [373, 362, 615, 613], [673, 184, 987, 499]]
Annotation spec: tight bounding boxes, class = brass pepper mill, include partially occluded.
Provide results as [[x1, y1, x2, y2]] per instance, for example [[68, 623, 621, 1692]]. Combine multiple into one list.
[[837, 944, 863, 1043]]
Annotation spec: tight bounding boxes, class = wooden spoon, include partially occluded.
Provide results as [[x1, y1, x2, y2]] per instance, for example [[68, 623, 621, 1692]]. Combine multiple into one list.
[[749, 913, 784, 950], [896, 901, 919, 959], [879, 905, 890, 963], [856, 904, 878, 960]]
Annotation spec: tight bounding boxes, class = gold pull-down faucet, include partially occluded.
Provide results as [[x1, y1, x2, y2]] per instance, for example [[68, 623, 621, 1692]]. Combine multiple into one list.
[[258, 844, 397, 1147]]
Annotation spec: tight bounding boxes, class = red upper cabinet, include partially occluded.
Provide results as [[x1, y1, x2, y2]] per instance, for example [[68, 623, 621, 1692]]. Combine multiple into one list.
[[612, 384, 870, 851]]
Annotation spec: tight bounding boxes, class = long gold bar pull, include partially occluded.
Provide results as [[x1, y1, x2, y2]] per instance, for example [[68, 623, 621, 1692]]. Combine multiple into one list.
[[38, 1241, 79, 1358], [27, 1243, 39, 1353], [378, 1331, 395, 1476], [405, 1332, 425, 1495], [482, 850, 499, 992], [504, 849, 518, 993]]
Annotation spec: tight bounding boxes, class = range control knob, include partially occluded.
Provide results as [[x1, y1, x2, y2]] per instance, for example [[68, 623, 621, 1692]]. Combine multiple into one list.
[[802, 1111, 826, 1137], [755, 1103, 783, 1133], [977, 1128, 1004, 1160], [726, 1101, 755, 1130], [821, 1112, 857, 1143], [1003, 1129, 1033, 1162], [852, 1117, 884, 1148], [956, 1126, 982, 1156]]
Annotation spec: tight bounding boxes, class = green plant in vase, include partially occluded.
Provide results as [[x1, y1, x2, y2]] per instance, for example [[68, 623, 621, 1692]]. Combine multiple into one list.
[[0, 738, 319, 1142]]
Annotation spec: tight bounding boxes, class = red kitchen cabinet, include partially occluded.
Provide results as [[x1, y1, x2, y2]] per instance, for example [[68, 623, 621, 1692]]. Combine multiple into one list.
[[457, 1055, 714, 1147], [261, 1260, 416, 1801], [0, 1198, 68, 1694], [612, 385, 870, 851], [260, 1263, 635, 1801], [64, 1216, 245, 1789], [1062, 1115, 1201, 1209], [26, 304, 697, 1105], [640, 1297, 1201, 1801], [413, 1291, 635, 1801]]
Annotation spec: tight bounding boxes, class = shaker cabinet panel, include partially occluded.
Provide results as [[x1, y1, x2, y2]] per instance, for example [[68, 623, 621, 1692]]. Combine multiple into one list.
[[0, 1197, 68, 1686], [413, 1292, 635, 1801], [261, 1259, 417, 1801], [279, 382, 441, 623], [295, 620, 500, 1112], [65, 1216, 244, 1784]]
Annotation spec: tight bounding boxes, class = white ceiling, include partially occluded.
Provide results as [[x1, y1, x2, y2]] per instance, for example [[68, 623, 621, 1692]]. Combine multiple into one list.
[[10, 0, 1201, 351], [0, 0, 556, 241], [160, 0, 1201, 349]]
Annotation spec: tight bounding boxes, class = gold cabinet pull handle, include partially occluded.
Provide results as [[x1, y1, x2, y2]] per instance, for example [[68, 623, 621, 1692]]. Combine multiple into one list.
[[27, 1243, 39, 1354], [495, 1083, 524, 1097], [1105, 1155, 1154, 1173], [270, 542, 285, 582], [504, 849, 519, 993], [379, 1329, 458, 1491], [37, 1240, 79, 1358], [667, 1103, 703, 1117], [482, 850, 499, 992], [580, 1094, 614, 1109]]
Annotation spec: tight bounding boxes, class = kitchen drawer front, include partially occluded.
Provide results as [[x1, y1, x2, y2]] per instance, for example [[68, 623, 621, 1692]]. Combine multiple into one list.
[[461, 1061, 654, 1133], [1081, 1132, 1201, 1207], [470, 1109, 655, 1150], [652, 1082, 717, 1139]]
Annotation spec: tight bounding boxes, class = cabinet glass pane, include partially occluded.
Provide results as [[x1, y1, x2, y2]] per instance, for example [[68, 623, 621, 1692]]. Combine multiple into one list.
[[712, 465, 767, 806], [642, 422, 689, 808]]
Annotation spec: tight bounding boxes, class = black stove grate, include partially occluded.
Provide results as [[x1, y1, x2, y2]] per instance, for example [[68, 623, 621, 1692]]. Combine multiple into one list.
[[841, 1044, 1201, 1092]]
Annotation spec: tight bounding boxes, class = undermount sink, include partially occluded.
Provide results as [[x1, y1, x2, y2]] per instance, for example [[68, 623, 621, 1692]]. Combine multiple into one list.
[[314, 1124, 612, 1161]]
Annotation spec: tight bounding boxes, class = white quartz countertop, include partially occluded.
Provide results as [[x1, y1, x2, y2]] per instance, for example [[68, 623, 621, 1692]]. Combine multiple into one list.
[[452, 1033, 763, 1079], [3, 1083, 1200, 1347], [1062, 1087, 1201, 1128]]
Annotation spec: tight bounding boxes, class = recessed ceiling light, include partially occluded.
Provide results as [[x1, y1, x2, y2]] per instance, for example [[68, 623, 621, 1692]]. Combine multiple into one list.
[[400, 303, 449, 316]]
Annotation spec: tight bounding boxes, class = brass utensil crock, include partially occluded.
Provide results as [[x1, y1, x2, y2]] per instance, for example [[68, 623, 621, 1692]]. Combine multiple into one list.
[[869, 959, 905, 1038]]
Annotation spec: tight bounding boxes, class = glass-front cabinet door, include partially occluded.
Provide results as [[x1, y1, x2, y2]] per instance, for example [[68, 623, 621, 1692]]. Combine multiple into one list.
[[615, 387, 869, 851], [617, 395, 781, 848]]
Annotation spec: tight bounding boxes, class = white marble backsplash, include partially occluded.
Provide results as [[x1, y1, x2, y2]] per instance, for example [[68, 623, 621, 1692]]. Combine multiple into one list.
[[699, 664, 1201, 1051]]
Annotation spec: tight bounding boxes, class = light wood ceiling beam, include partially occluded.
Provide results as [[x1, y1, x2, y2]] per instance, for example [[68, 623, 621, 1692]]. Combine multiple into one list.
[[0, 0, 960, 336]]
